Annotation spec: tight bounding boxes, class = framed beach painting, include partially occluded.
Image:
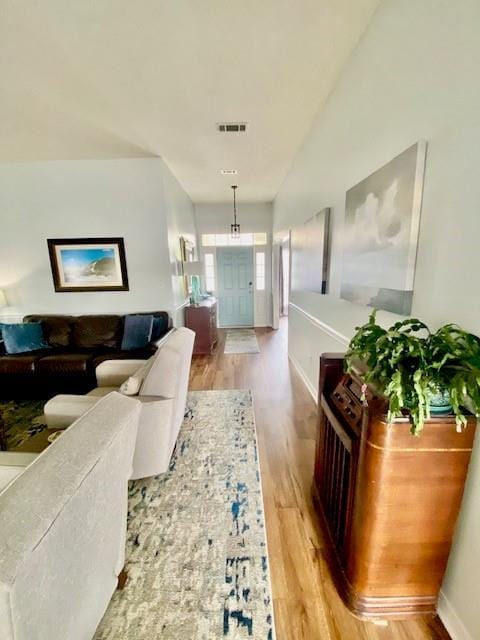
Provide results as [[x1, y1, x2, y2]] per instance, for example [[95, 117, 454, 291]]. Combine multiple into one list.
[[340, 142, 427, 315], [47, 237, 129, 292]]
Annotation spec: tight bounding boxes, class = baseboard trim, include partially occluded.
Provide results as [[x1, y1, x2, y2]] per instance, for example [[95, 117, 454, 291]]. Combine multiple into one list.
[[437, 590, 473, 640], [288, 352, 318, 404], [288, 302, 349, 347]]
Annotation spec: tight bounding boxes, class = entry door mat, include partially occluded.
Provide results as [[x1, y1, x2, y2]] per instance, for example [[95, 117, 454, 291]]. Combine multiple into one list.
[[95, 389, 275, 640], [224, 329, 260, 354]]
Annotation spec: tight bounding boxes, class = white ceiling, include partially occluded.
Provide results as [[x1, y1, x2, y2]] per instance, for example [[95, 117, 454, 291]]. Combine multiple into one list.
[[0, 1, 379, 202]]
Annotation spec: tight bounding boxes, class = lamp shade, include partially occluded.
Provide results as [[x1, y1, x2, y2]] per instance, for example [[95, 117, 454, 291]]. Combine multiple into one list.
[[182, 261, 204, 277], [0, 290, 7, 308]]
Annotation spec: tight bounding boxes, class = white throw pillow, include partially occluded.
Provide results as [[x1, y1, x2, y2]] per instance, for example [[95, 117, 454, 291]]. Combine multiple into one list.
[[119, 356, 155, 396], [119, 376, 142, 396]]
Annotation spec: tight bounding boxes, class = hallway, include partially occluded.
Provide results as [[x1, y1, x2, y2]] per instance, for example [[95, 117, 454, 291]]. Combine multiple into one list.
[[189, 319, 450, 640]]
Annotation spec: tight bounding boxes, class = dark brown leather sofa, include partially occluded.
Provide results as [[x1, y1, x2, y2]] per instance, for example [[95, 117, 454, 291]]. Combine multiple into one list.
[[0, 312, 170, 399]]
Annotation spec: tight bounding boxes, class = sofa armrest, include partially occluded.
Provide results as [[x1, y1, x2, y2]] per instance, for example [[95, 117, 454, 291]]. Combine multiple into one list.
[[131, 397, 175, 480], [95, 359, 147, 387]]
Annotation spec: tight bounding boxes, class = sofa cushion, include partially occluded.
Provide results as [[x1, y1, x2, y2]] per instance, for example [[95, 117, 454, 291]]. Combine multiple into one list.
[[0, 351, 52, 375], [121, 314, 153, 350], [1, 323, 50, 355], [94, 359, 147, 387], [71, 315, 121, 349], [24, 315, 74, 348], [35, 352, 94, 376], [43, 394, 100, 429], [87, 387, 117, 397]]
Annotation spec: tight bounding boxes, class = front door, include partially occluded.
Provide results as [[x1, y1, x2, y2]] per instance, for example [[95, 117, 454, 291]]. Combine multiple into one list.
[[217, 247, 254, 327]]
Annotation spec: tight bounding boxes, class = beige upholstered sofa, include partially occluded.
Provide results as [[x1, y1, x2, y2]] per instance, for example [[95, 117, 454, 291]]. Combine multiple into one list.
[[43, 327, 195, 479], [0, 392, 140, 640]]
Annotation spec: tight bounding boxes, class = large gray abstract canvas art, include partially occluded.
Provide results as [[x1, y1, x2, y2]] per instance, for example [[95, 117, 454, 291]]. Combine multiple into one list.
[[341, 142, 426, 315]]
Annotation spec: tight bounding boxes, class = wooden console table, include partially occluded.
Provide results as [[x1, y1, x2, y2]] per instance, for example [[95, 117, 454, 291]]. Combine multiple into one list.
[[312, 353, 476, 619], [184, 298, 218, 355]]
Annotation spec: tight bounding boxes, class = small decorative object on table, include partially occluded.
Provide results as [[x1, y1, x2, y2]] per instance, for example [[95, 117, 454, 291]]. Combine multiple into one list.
[[182, 261, 204, 305]]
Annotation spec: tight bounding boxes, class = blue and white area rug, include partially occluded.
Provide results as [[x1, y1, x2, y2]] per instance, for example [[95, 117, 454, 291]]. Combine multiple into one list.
[[224, 330, 260, 354], [95, 390, 275, 639]]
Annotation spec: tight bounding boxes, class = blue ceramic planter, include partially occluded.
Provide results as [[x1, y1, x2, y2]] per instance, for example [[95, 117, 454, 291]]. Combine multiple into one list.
[[429, 387, 452, 415]]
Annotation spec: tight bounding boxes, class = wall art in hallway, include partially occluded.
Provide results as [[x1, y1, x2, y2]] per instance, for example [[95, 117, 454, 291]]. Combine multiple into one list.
[[291, 207, 331, 294], [341, 142, 426, 315]]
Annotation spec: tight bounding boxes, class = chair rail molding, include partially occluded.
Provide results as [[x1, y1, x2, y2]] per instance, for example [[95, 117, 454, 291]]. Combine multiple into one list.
[[288, 302, 350, 346]]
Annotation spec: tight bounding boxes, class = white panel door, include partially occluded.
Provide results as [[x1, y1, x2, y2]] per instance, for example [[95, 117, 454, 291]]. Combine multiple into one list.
[[217, 247, 254, 327]]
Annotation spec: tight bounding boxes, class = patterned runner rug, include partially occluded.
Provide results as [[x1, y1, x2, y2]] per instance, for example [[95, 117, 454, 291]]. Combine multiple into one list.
[[224, 330, 260, 354], [95, 389, 275, 639]]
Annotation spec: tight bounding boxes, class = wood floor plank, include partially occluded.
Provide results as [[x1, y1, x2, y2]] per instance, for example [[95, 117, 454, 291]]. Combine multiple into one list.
[[274, 597, 331, 640], [189, 320, 451, 640]]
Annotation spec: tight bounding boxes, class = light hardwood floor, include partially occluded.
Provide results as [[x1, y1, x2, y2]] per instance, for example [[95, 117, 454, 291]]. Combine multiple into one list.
[[189, 320, 451, 640]]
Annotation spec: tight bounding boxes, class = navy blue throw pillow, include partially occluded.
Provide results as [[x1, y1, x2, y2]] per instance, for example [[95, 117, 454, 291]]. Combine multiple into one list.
[[151, 315, 168, 341], [1, 322, 50, 354], [121, 315, 153, 350]]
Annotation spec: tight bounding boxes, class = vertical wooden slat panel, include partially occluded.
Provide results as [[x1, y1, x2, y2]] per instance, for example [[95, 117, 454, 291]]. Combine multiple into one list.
[[318, 413, 353, 561], [331, 431, 340, 529]]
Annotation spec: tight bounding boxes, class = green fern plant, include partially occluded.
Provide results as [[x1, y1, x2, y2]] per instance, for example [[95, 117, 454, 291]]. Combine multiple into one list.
[[345, 311, 480, 435]]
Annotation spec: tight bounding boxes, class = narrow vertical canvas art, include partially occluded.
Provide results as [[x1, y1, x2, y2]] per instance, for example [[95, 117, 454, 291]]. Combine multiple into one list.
[[291, 207, 331, 294], [341, 142, 426, 315]]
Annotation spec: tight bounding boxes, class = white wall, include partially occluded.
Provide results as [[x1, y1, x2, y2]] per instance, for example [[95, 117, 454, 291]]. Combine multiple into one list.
[[161, 159, 197, 326], [0, 157, 196, 325], [195, 202, 273, 326], [273, 1, 480, 638]]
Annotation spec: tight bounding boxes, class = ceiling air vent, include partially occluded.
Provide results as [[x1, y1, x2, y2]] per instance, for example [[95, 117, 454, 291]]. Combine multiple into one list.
[[221, 169, 238, 175], [217, 122, 247, 133]]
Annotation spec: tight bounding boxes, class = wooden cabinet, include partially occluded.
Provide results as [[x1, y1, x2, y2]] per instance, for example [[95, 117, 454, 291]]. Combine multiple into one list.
[[313, 353, 476, 620], [184, 299, 218, 355]]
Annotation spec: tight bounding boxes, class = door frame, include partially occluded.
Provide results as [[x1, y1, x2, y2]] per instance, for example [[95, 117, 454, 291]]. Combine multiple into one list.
[[215, 246, 255, 328], [272, 232, 291, 330], [280, 233, 291, 316]]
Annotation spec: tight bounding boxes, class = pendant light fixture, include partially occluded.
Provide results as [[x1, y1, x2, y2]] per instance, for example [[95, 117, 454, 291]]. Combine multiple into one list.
[[230, 185, 240, 238]]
